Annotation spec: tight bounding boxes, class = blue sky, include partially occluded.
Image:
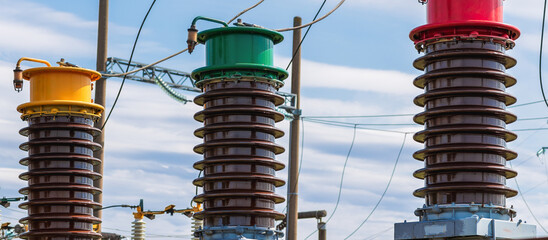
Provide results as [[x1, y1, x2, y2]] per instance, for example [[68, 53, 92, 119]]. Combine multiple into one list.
[[1, 0, 548, 239]]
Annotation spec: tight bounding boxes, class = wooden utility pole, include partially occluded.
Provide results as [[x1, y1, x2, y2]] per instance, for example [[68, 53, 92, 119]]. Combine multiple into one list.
[[286, 16, 302, 240], [93, 0, 108, 232]]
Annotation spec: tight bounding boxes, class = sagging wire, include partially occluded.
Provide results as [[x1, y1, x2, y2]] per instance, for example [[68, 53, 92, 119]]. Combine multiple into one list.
[[227, 0, 265, 24], [304, 124, 358, 240], [101, 48, 188, 78], [304, 113, 415, 119], [282, 119, 306, 215], [344, 133, 408, 239], [509, 160, 548, 234], [102, 0, 264, 79], [286, 0, 328, 70], [275, 0, 346, 32], [540, 0, 548, 110], [101, 0, 157, 130], [304, 118, 415, 134]]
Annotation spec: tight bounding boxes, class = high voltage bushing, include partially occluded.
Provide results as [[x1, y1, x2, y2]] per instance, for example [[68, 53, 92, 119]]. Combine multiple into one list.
[[14, 58, 104, 239], [395, 0, 537, 239], [190, 23, 287, 240]]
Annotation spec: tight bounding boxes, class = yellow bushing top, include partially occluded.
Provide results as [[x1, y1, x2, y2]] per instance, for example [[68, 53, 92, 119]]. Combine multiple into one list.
[[17, 66, 104, 119], [23, 67, 100, 102]]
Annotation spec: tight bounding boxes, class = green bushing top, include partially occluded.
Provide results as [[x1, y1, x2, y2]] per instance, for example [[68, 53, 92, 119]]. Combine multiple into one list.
[[191, 26, 288, 82]]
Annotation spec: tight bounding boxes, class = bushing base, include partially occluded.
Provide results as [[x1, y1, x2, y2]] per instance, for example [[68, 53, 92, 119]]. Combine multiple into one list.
[[395, 217, 536, 239], [195, 226, 283, 240]]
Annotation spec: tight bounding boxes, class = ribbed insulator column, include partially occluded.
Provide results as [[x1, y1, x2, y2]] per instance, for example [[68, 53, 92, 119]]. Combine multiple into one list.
[[131, 218, 145, 240], [192, 79, 286, 229], [18, 116, 102, 239], [412, 40, 518, 206]]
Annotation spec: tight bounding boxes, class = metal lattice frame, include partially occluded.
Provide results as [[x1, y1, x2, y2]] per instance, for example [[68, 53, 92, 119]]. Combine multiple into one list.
[[104, 57, 297, 118]]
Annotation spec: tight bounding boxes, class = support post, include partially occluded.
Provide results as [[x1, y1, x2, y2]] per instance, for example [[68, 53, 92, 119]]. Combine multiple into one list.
[[318, 221, 326, 240], [286, 16, 302, 240], [93, 0, 108, 232]]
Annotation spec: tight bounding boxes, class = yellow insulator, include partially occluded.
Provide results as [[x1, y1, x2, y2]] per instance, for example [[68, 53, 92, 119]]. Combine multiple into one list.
[[15, 58, 104, 120]]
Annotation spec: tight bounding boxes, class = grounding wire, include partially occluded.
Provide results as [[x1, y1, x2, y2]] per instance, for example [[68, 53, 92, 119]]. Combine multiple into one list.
[[285, 0, 327, 71], [101, 0, 157, 130], [509, 160, 548, 234], [540, 0, 548, 110], [275, 0, 346, 32], [304, 124, 358, 240], [344, 133, 407, 239], [227, 0, 265, 24]]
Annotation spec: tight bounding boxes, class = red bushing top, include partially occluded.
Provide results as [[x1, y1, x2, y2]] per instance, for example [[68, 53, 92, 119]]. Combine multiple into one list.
[[410, 0, 520, 47], [428, 0, 503, 24]]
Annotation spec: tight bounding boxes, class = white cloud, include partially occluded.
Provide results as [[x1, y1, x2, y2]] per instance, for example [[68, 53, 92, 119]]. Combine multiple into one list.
[[299, 58, 420, 95]]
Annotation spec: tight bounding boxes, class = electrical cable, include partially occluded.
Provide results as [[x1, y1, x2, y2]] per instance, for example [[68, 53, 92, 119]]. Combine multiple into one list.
[[508, 100, 545, 108], [304, 124, 358, 240], [344, 133, 408, 239], [540, 0, 548, 109], [101, 48, 188, 78], [509, 161, 548, 234], [518, 116, 548, 121], [101, 0, 157, 130], [511, 127, 548, 132], [304, 113, 415, 119], [275, 0, 346, 32], [1, 208, 26, 214], [362, 226, 394, 240], [514, 155, 538, 168], [304, 118, 414, 134], [227, 0, 265, 24], [282, 119, 306, 215], [520, 180, 547, 196], [100, 204, 135, 210], [285, 0, 327, 70]]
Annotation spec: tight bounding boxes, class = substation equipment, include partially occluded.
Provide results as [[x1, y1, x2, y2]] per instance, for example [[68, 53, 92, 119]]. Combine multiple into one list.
[[394, 0, 537, 239], [188, 17, 288, 240], [13, 58, 104, 239]]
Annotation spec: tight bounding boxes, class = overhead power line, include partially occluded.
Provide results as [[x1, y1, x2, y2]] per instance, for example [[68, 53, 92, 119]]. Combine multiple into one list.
[[540, 0, 548, 110], [275, 0, 346, 32], [304, 118, 415, 134], [304, 113, 415, 119], [304, 125, 358, 240], [227, 0, 265, 24], [509, 100, 545, 108], [101, 48, 188, 78], [286, 0, 328, 70], [509, 161, 548, 234], [101, 0, 157, 130], [344, 133, 407, 239]]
